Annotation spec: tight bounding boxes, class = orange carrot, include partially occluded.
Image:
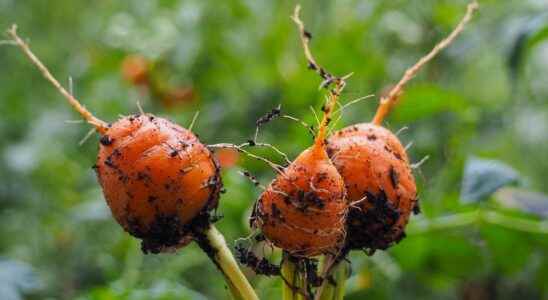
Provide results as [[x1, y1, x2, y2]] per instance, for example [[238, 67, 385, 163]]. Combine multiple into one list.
[[96, 114, 221, 253], [253, 5, 349, 258], [327, 123, 417, 251]]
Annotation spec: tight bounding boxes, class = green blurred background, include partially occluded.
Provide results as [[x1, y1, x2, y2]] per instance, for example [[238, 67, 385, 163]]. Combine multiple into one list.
[[1, 0, 548, 299]]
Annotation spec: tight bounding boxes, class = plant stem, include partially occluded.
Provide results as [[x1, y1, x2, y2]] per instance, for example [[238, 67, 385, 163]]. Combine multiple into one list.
[[371, 1, 478, 125], [198, 225, 259, 300], [7, 24, 109, 133], [296, 274, 306, 300], [316, 256, 334, 300], [332, 262, 349, 300], [282, 254, 298, 300], [317, 259, 349, 300], [407, 210, 548, 235], [406, 211, 479, 234]]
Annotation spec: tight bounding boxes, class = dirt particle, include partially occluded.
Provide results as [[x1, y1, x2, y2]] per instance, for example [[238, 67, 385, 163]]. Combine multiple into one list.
[[235, 244, 280, 276], [100, 135, 114, 146], [271, 203, 284, 221], [345, 190, 402, 251], [148, 196, 157, 204], [413, 199, 421, 215], [118, 174, 129, 183], [389, 167, 399, 189], [170, 149, 179, 157], [256, 106, 282, 127], [137, 171, 150, 181], [304, 191, 325, 209], [104, 156, 116, 168]]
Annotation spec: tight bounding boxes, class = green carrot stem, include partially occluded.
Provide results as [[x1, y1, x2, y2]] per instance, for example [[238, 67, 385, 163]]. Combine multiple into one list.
[[316, 257, 349, 300], [332, 262, 349, 300], [197, 225, 259, 300], [282, 253, 298, 300], [317, 282, 334, 300], [316, 256, 334, 300]]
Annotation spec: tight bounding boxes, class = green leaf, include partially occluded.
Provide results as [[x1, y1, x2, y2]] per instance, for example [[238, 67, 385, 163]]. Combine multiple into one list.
[[460, 157, 521, 203], [494, 187, 548, 218], [508, 13, 548, 80]]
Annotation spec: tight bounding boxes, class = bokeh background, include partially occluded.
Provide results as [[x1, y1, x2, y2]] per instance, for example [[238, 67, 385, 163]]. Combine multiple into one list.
[[1, 0, 548, 299]]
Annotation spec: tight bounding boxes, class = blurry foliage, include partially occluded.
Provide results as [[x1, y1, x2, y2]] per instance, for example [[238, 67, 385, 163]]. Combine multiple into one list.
[[460, 157, 520, 203], [1, 0, 548, 299], [0, 258, 43, 300]]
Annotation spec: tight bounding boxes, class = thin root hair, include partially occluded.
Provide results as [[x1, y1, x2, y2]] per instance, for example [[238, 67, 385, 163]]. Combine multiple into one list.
[[372, 1, 479, 125], [395, 126, 409, 136], [237, 170, 266, 190], [405, 141, 414, 151], [78, 128, 97, 146], [208, 143, 285, 174], [282, 114, 316, 137], [6, 24, 109, 133], [411, 155, 430, 169], [188, 111, 200, 132], [291, 5, 349, 146], [136, 100, 145, 115]]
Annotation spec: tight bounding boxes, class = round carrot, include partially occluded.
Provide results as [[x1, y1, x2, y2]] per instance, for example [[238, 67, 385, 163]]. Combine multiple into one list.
[[327, 123, 417, 251], [254, 145, 347, 257], [96, 114, 222, 253], [7, 25, 223, 254], [251, 5, 351, 258]]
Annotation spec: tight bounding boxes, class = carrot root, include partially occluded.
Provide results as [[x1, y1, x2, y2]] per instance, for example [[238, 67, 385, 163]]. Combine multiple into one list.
[[372, 1, 479, 125], [6, 24, 109, 134], [291, 5, 351, 148]]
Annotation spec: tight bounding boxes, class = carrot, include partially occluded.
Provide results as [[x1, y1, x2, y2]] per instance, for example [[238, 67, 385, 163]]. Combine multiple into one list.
[[324, 1, 478, 253], [327, 123, 417, 251], [7, 25, 222, 253], [6, 26, 222, 252], [253, 5, 349, 258], [96, 114, 221, 253], [6, 25, 258, 300], [255, 145, 347, 257]]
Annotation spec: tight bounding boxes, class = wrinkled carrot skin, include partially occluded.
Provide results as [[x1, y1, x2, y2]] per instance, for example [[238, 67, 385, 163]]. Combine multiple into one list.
[[95, 115, 221, 253], [327, 123, 417, 250], [256, 146, 347, 257]]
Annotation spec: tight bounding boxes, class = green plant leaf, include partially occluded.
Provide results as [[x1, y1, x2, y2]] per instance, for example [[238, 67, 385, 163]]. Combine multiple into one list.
[[508, 13, 548, 80], [495, 187, 548, 218], [460, 157, 521, 203]]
